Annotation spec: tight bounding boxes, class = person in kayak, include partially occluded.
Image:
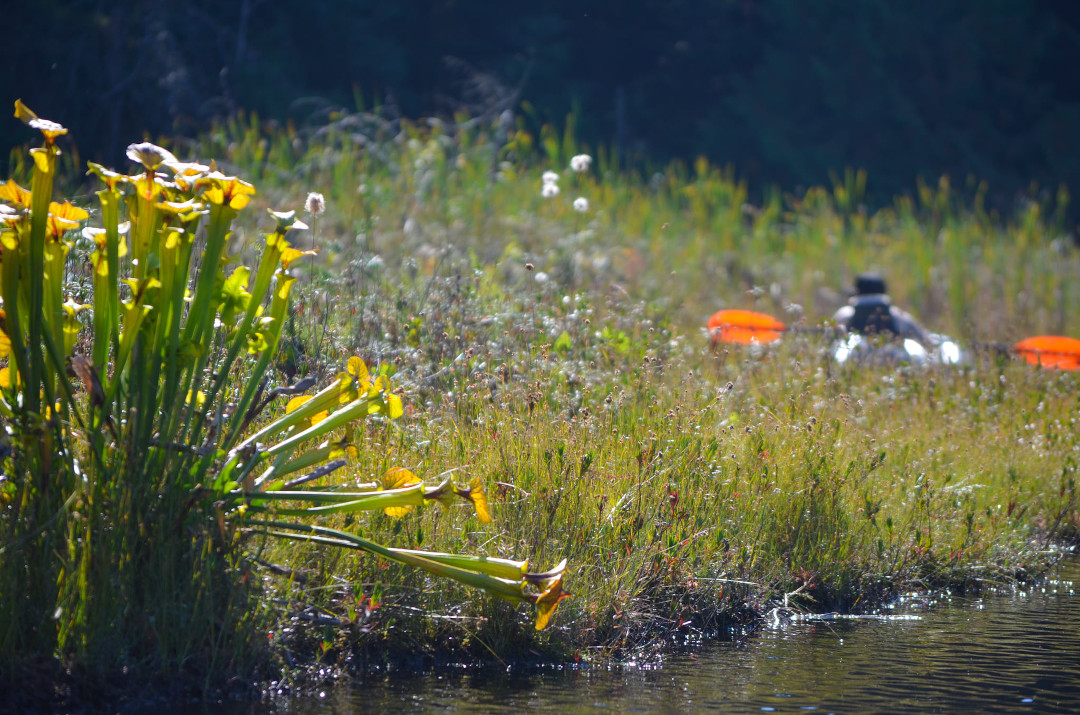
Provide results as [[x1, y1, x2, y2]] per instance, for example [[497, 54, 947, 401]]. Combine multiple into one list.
[[832, 273, 932, 344]]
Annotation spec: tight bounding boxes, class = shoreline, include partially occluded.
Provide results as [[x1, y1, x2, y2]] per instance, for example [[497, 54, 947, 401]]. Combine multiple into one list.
[[11, 544, 1075, 714]]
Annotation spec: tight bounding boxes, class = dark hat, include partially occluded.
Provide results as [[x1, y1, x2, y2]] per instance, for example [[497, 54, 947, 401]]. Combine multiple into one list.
[[855, 273, 887, 296]]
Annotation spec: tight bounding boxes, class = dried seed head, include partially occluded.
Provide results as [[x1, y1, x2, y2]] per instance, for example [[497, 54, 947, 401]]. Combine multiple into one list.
[[305, 191, 326, 216]]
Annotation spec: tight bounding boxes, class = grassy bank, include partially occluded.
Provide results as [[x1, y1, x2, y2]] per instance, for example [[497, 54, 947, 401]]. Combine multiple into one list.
[[195, 109, 1079, 671], [2, 106, 1079, 706]]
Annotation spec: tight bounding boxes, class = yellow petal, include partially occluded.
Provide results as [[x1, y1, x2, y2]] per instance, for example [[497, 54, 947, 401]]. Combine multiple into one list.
[[386, 393, 404, 419], [470, 478, 491, 523], [15, 101, 66, 141], [0, 367, 9, 388], [285, 395, 312, 414], [382, 467, 422, 518], [0, 180, 32, 207], [383, 467, 421, 490], [31, 148, 50, 173], [280, 246, 318, 268], [14, 99, 37, 123], [48, 201, 89, 223], [533, 576, 571, 631], [347, 356, 369, 382]]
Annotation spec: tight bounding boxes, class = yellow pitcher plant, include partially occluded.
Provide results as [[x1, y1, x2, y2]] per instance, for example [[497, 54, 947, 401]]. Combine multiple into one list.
[[0, 102, 568, 668]]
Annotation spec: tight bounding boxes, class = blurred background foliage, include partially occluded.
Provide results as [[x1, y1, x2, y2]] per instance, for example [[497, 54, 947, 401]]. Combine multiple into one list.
[[6, 0, 1080, 217]]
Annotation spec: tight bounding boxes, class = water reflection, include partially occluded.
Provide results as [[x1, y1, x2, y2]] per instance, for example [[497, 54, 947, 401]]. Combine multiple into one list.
[[214, 559, 1079, 714]]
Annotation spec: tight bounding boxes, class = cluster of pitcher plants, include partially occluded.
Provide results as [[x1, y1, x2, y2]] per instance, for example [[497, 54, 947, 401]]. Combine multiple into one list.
[[0, 101, 567, 672]]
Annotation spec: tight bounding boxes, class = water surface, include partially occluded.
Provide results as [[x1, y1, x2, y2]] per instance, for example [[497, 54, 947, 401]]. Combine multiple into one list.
[[209, 557, 1080, 713]]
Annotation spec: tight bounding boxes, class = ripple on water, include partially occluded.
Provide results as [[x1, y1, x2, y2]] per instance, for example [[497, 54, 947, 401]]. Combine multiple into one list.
[[198, 558, 1080, 715]]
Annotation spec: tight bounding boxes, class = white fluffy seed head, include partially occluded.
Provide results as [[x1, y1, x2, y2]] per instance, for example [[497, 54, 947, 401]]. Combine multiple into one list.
[[569, 154, 592, 173], [573, 197, 589, 213], [305, 191, 326, 216]]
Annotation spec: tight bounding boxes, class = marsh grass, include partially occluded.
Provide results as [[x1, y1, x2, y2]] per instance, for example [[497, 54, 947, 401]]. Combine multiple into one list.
[[167, 107, 1078, 668], [3, 103, 1079, 696], [253, 292, 1078, 667]]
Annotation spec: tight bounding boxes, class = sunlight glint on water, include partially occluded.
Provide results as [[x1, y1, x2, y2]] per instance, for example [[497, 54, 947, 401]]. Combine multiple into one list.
[[213, 558, 1080, 714]]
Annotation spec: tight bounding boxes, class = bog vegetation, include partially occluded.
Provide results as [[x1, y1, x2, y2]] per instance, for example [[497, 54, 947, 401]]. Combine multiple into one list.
[[1, 102, 1078, 697]]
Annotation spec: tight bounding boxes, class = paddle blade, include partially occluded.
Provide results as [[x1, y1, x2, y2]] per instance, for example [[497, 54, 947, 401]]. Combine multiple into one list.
[[1013, 336, 1080, 371], [707, 310, 787, 345]]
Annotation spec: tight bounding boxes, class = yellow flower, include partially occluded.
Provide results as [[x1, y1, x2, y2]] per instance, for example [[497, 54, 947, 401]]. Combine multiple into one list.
[[164, 160, 212, 192], [156, 198, 207, 223], [86, 162, 129, 191], [531, 571, 571, 631], [382, 467, 422, 518], [61, 297, 90, 353], [337, 356, 372, 404], [280, 245, 318, 269], [0, 204, 21, 227], [454, 477, 491, 523], [15, 100, 67, 143], [285, 394, 329, 429], [385, 392, 404, 419], [0, 180, 32, 209], [46, 202, 89, 238], [126, 142, 177, 172], [198, 172, 256, 210], [83, 224, 129, 277], [327, 425, 360, 461], [268, 208, 308, 233]]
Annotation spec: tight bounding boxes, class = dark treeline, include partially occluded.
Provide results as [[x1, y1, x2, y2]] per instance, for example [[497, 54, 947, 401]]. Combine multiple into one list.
[[7, 0, 1080, 216]]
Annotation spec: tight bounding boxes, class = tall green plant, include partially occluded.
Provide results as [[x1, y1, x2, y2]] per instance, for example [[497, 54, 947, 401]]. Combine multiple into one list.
[[0, 102, 568, 677]]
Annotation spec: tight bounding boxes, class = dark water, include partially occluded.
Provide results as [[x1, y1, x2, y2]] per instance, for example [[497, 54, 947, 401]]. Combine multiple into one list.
[[209, 558, 1079, 714]]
